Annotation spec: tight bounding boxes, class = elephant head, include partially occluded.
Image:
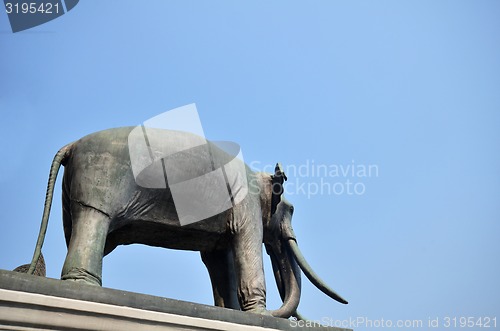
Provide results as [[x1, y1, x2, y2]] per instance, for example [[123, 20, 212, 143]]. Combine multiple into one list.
[[258, 164, 348, 318]]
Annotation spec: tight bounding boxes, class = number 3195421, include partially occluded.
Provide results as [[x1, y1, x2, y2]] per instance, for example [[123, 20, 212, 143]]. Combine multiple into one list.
[[443, 316, 497, 328], [5, 2, 60, 14]]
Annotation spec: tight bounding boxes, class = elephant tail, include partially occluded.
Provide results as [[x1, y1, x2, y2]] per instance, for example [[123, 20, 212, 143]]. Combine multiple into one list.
[[27, 143, 73, 275]]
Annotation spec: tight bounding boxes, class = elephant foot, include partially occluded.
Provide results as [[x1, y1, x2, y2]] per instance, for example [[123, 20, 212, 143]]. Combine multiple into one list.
[[61, 267, 102, 286], [246, 306, 272, 316]]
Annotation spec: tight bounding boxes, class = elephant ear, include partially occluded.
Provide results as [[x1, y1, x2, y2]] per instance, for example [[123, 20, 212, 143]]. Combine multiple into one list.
[[271, 163, 287, 215]]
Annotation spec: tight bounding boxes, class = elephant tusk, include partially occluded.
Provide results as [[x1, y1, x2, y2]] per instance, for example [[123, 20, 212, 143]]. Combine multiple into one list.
[[287, 239, 348, 304], [269, 242, 301, 318], [267, 244, 306, 320]]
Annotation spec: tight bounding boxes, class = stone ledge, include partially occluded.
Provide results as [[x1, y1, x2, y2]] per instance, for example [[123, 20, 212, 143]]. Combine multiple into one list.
[[0, 270, 350, 331]]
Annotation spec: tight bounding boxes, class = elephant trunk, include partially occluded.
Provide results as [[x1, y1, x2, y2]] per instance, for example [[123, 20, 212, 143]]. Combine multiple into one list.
[[268, 240, 302, 318], [287, 239, 348, 304]]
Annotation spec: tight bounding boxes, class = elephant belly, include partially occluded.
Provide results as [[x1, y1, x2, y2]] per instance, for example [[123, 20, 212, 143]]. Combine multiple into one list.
[[105, 215, 231, 253]]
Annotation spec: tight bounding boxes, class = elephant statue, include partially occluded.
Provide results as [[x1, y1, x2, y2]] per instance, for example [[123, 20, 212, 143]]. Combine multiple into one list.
[[27, 127, 347, 318]]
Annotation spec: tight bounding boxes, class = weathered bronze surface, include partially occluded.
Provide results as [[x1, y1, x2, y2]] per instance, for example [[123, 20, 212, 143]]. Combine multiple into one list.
[[26, 127, 347, 318]]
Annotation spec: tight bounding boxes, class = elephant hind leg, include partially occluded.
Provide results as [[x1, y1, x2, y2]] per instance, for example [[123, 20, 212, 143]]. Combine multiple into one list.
[[201, 249, 240, 310], [61, 203, 110, 286]]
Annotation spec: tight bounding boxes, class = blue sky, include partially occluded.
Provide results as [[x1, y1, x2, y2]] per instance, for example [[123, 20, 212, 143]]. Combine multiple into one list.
[[1, 0, 499, 327]]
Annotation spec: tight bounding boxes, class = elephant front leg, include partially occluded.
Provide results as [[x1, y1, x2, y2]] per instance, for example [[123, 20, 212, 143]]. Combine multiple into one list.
[[232, 219, 268, 314], [61, 203, 110, 286]]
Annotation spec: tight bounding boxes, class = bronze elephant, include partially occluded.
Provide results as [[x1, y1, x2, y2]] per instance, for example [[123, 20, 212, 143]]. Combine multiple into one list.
[[27, 127, 347, 318]]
